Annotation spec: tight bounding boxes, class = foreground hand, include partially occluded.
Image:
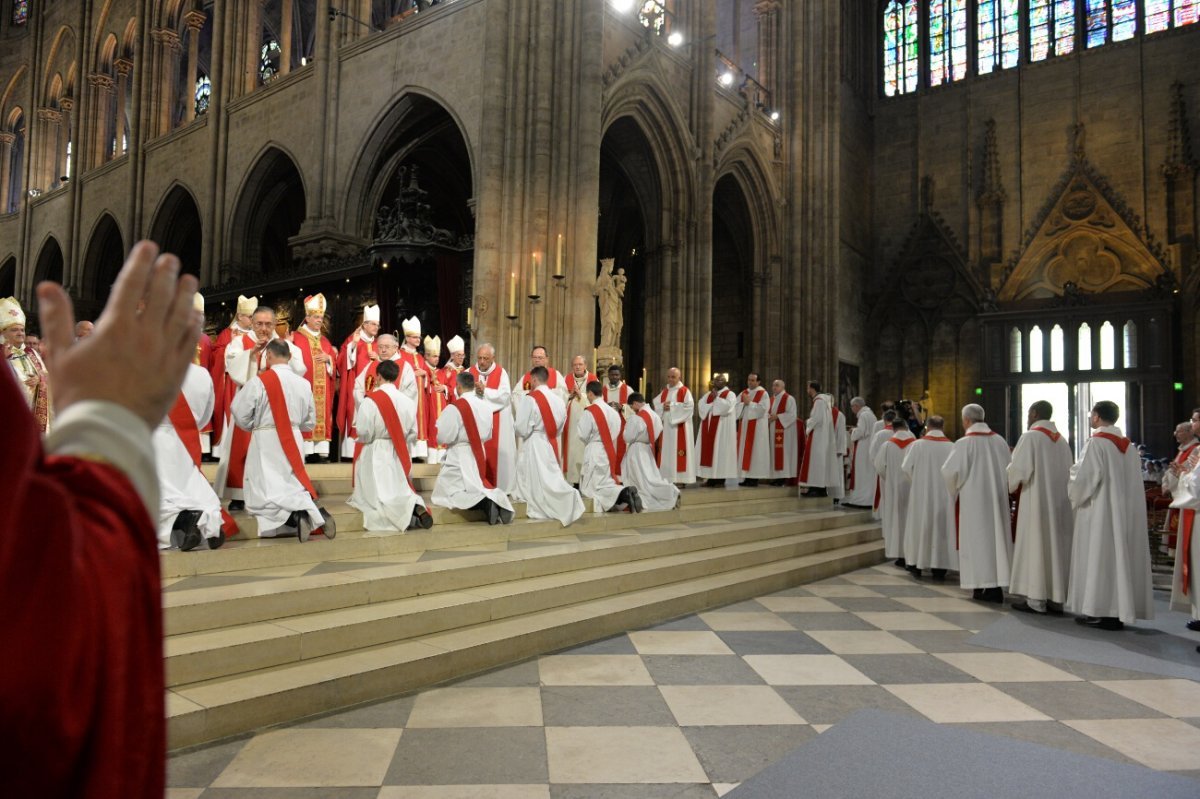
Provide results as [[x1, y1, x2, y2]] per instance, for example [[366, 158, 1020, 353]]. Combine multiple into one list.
[[38, 240, 203, 429]]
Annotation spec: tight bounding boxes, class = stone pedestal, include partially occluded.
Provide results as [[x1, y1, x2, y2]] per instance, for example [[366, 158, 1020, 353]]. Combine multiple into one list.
[[596, 345, 623, 372]]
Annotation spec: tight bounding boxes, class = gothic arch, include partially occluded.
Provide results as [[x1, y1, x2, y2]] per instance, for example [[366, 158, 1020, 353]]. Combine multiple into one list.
[[43, 27, 78, 100], [81, 213, 126, 301], [149, 183, 203, 276], [227, 145, 308, 274], [92, 0, 121, 66], [0, 256, 14, 298], [710, 172, 755, 382], [0, 66, 27, 121], [33, 236, 64, 286], [715, 146, 781, 265], [342, 88, 476, 240]]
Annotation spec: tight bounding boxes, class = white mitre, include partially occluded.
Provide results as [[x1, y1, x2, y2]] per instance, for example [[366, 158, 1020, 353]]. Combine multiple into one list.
[[446, 335, 465, 354], [402, 315, 421, 337], [0, 296, 25, 331], [304, 293, 327, 316], [194, 292, 205, 313], [423, 335, 441, 356], [363, 303, 381, 324], [236, 294, 256, 317]]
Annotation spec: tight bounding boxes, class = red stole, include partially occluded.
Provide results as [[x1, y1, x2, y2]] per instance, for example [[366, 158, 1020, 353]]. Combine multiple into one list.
[[738, 388, 767, 471], [1092, 431, 1130, 453], [771, 392, 800, 475], [586, 404, 622, 481], [1033, 426, 1062, 443], [258, 369, 319, 501], [603, 382, 630, 407], [699, 389, 731, 468], [360, 357, 402, 406], [529, 389, 561, 462], [562, 372, 598, 473], [168, 393, 238, 536], [659, 385, 690, 472], [361, 391, 417, 493], [637, 408, 661, 469], [799, 400, 838, 482], [888, 436, 916, 450], [337, 332, 375, 437], [1183, 509, 1196, 596], [468, 365, 505, 486], [453, 397, 494, 489], [294, 327, 335, 442]]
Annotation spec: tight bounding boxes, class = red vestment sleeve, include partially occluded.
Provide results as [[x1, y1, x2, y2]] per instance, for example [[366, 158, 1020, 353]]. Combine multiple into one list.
[[0, 374, 165, 799]]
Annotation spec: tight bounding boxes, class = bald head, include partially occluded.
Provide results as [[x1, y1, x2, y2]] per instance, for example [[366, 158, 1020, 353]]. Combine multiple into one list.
[[666, 367, 681, 387], [74, 320, 94, 339]]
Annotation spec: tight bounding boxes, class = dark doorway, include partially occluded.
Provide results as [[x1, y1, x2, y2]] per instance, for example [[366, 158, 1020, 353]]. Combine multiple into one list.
[[711, 174, 754, 386], [151, 185, 203, 277], [83, 214, 126, 304]]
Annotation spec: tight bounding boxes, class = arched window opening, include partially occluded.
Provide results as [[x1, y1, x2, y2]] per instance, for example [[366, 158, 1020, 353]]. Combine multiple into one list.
[[194, 76, 212, 116], [930, 1, 969, 86], [174, 6, 214, 128], [1030, 1, 1075, 61], [1078, 323, 1093, 370], [1099, 321, 1116, 369], [1146, 1, 1199, 32], [1009, 327, 1023, 373], [1029, 325, 1044, 372], [1123, 320, 1138, 368], [3, 111, 24, 213], [1087, 1, 1137, 48], [13, 1, 29, 27], [1050, 324, 1065, 371], [978, 0, 1021, 75], [883, 1, 919, 97], [259, 1, 318, 88]]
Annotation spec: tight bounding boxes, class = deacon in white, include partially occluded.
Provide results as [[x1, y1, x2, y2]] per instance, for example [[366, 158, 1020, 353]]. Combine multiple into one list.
[[229, 340, 324, 538], [799, 381, 845, 499], [767, 380, 799, 486], [871, 401, 896, 440], [348, 359, 433, 532], [578, 380, 639, 513], [735, 372, 772, 486], [1007, 401, 1074, 615], [562, 355, 595, 485], [624, 392, 681, 511], [339, 302, 381, 458], [873, 417, 915, 567], [653, 367, 696, 485], [153, 363, 224, 551], [354, 334, 416, 405], [431, 372, 514, 524], [900, 415, 957, 581], [1067, 400, 1154, 629], [471, 343, 517, 494], [845, 398, 879, 507], [512, 345, 570, 459], [513, 366, 584, 526], [696, 373, 738, 485], [869, 410, 898, 519], [941, 404, 1013, 603], [1167, 410, 1200, 626]]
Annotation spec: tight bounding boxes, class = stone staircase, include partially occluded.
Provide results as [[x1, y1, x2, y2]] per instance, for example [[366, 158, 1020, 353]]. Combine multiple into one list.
[[165, 463, 883, 749]]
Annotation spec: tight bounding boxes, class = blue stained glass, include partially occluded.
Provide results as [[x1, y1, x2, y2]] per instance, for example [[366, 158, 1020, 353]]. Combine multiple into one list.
[[978, 0, 1019, 73], [882, 1, 918, 96], [1113, 0, 1137, 40], [1054, 0, 1076, 54], [194, 76, 211, 116], [930, 0, 968, 85], [13, 0, 29, 26], [1146, 0, 1172, 31], [1087, 0, 1109, 47], [1032, 0, 1076, 60]]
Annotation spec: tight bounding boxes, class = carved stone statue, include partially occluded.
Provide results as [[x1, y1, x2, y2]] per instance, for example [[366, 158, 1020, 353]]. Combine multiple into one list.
[[593, 258, 626, 350]]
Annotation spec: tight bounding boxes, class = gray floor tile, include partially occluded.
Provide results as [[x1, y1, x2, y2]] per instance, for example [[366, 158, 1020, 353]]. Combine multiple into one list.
[[642, 655, 766, 685], [1027, 656, 1169, 681], [934, 611, 1007, 630], [892, 630, 988, 653], [1167, 770, 1200, 782], [540, 686, 678, 726], [945, 721, 1141, 766], [840, 654, 978, 684], [682, 724, 815, 783], [168, 737, 250, 788], [763, 586, 816, 597], [773, 612, 878, 631], [825, 597, 916, 613], [296, 695, 417, 728], [773, 685, 924, 725], [709, 599, 770, 613], [199, 790, 380, 799], [640, 615, 713, 632], [549, 785, 718, 798], [555, 634, 638, 656], [452, 659, 543, 687], [1000, 681, 1172, 720], [715, 631, 832, 656], [384, 727, 548, 785]]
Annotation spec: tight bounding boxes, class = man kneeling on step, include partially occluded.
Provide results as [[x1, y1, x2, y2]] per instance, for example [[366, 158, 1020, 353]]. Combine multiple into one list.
[[432, 371, 515, 525]]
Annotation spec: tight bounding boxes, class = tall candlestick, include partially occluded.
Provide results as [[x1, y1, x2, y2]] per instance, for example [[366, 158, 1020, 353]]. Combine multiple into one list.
[[529, 253, 539, 298], [555, 233, 564, 278], [466, 306, 473, 329], [508, 272, 517, 318]]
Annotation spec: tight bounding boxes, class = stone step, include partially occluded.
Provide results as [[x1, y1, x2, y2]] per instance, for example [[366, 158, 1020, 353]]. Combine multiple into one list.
[[166, 537, 884, 749], [164, 523, 880, 687], [164, 508, 873, 634], [200, 461, 441, 480]]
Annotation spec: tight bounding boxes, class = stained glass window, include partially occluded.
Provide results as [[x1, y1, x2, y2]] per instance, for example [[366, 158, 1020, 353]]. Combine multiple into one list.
[[194, 76, 211, 116], [1031, 0, 1076, 60], [883, 1, 919, 97], [1178, 1, 1200, 25], [930, 0, 969, 86], [978, 0, 1020, 75], [12, 0, 29, 26], [1147, 0, 1173, 31], [1086, 0, 1109, 46], [259, 41, 282, 84], [638, 1, 666, 34], [1113, 0, 1137, 39], [1088, 0, 1138, 46], [1147, 1, 1199, 31]]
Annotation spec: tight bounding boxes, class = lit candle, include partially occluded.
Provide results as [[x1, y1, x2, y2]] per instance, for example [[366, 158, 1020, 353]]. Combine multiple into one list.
[[593, 347, 597, 373], [555, 233, 564, 277], [508, 272, 517, 317], [529, 253, 539, 298], [466, 306, 473, 329], [640, 367, 647, 396]]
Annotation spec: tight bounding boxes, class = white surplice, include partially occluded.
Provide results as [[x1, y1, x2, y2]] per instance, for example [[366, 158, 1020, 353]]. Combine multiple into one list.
[[696, 388, 738, 480], [869, 427, 892, 519], [512, 368, 570, 459], [1067, 426, 1154, 623], [900, 431, 958, 571], [872, 429, 915, 559], [347, 383, 427, 532], [513, 386, 584, 526], [845, 406, 878, 506], [768, 392, 799, 481], [474, 364, 517, 494], [578, 400, 625, 512], [653, 384, 696, 484], [800, 393, 845, 498], [1169, 464, 1200, 618], [562, 372, 594, 485], [941, 422, 1013, 590], [431, 395, 514, 514], [229, 364, 322, 536], [623, 410, 681, 511], [153, 364, 223, 548], [1007, 421, 1074, 605], [735, 388, 772, 480]]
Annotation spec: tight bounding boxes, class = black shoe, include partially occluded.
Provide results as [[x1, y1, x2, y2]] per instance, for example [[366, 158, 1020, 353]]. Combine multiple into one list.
[[305, 454, 318, 464], [740, 479, 759, 487], [769, 479, 785, 487], [487, 500, 501, 525], [972, 589, 985, 601], [1011, 600, 1045, 615], [228, 499, 245, 512], [1046, 602, 1065, 616], [983, 587, 1004, 604], [291, 512, 310, 542], [628, 487, 644, 514], [906, 565, 921, 580], [893, 558, 907, 569], [1075, 616, 1100, 626], [170, 510, 204, 552], [706, 479, 723, 488], [1095, 617, 1124, 631], [930, 569, 947, 582], [207, 530, 226, 550], [1186, 619, 1200, 632], [498, 506, 514, 525], [412, 507, 434, 530], [315, 455, 330, 464]]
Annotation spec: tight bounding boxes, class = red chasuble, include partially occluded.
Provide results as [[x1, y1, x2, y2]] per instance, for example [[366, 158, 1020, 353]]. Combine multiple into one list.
[[0, 371, 165, 798], [699, 388, 732, 468], [468, 365, 506, 487], [452, 397, 494, 489], [659, 385, 690, 472], [738, 388, 767, 471], [337, 331, 376, 440], [193, 335, 215, 436], [586, 404, 623, 481], [293, 327, 337, 443], [529, 389, 561, 462], [399, 349, 432, 444], [427, 362, 457, 446], [209, 326, 245, 444]]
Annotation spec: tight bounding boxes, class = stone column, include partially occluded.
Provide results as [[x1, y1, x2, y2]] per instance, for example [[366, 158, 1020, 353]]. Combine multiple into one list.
[[0, 132, 13, 213], [754, 0, 780, 102], [150, 27, 182, 135], [86, 73, 115, 166], [280, 0, 293, 76], [184, 11, 207, 122], [114, 59, 131, 155], [58, 98, 74, 184]]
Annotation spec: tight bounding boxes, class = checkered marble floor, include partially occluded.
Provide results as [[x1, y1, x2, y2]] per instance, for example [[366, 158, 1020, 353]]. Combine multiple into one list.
[[168, 564, 1200, 798]]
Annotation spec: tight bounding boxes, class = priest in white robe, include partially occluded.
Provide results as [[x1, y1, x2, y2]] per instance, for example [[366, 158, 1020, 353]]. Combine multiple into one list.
[[578, 381, 639, 513], [432, 372, 515, 524], [766, 380, 800, 486], [513, 366, 584, 526], [469, 343, 516, 494], [1167, 409, 1200, 628], [696, 374, 738, 486], [873, 417, 915, 567], [354, 335, 417, 406], [653, 367, 696, 486], [735, 373, 772, 487], [563, 356, 598, 485], [154, 363, 226, 551], [625, 392, 681, 511], [799, 381, 845, 499], [869, 410, 898, 519], [900, 416, 956, 581], [1067, 400, 1154, 629], [845, 398, 878, 507], [603, 364, 633, 419], [871, 401, 896, 439], [348, 359, 433, 532], [1007, 401, 1074, 615], [942, 404, 1013, 603], [229, 340, 328, 540]]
